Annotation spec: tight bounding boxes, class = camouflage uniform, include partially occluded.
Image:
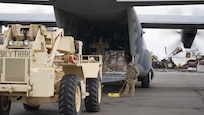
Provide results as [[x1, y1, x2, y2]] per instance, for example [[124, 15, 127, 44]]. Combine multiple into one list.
[[122, 64, 139, 96], [90, 42, 109, 57], [90, 39, 109, 72]]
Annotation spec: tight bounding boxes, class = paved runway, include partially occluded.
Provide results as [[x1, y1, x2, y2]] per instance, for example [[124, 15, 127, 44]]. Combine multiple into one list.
[[10, 71, 204, 115]]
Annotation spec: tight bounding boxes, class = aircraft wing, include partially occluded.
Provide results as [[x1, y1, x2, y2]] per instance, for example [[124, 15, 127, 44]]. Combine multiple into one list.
[[116, 0, 204, 5], [139, 15, 204, 29], [0, 13, 56, 27], [0, 0, 51, 5], [1, 0, 204, 6]]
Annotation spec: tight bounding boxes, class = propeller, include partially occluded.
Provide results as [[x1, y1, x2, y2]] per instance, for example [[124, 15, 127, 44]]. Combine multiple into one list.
[[191, 29, 204, 53], [190, 6, 204, 53], [165, 5, 204, 52], [159, 29, 183, 55]]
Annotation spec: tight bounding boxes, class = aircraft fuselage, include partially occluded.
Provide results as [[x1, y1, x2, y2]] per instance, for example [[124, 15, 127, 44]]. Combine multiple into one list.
[[51, 0, 131, 21]]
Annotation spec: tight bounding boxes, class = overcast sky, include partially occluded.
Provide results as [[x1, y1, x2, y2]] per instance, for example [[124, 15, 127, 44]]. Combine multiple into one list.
[[0, 3, 204, 59]]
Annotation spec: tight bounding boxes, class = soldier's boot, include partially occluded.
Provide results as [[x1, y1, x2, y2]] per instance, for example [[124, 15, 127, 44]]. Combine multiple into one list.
[[121, 93, 127, 97], [130, 90, 135, 97], [130, 93, 134, 97]]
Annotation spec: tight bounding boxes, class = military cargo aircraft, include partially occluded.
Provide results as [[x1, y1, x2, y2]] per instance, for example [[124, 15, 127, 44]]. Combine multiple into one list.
[[0, 0, 204, 88]]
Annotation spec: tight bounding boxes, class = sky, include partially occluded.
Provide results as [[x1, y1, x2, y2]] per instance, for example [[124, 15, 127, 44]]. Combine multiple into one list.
[[0, 3, 204, 60]]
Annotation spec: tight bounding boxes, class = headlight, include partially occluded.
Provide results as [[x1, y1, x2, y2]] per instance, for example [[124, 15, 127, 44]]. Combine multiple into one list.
[[8, 40, 14, 46], [23, 39, 29, 46]]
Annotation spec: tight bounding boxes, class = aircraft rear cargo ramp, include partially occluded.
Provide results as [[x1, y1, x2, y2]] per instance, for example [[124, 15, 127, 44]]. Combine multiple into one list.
[[102, 50, 126, 83]]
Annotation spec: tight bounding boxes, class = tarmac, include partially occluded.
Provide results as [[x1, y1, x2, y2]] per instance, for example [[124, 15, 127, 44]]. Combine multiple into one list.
[[10, 71, 204, 115]]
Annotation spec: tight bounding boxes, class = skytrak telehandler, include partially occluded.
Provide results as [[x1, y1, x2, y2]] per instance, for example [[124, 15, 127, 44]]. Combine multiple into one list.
[[0, 24, 102, 115]]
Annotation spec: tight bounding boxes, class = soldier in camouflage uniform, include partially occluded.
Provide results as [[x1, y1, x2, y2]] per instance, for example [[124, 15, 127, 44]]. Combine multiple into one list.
[[122, 61, 140, 97], [90, 37, 109, 72], [90, 37, 109, 57]]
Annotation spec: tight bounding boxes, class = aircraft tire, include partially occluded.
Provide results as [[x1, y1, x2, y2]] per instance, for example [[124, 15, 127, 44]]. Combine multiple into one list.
[[141, 73, 150, 88], [59, 74, 82, 115], [0, 96, 11, 115], [85, 77, 101, 112], [23, 104, 40, 111]]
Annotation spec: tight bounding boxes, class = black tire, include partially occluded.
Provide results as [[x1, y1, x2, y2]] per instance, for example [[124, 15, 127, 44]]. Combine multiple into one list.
[[141, 73, 150, 88], [23, 104, 40, 111], [166, 61, 175, 69], [0, 96, 11, 115], [59, 74, 82, 115], [150, 67, 154, 80], [85, 77, 102, 112]]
